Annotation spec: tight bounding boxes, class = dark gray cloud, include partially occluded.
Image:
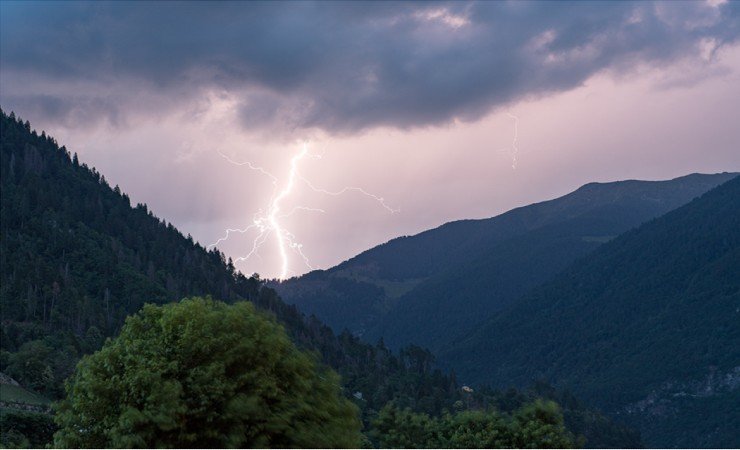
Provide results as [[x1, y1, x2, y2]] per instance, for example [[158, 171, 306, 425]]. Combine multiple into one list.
[[0, 93, 125, 129], [1, 1, 738, 134]]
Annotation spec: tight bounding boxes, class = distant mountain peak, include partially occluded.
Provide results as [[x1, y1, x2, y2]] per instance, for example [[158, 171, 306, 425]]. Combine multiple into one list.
[[276, 171, 738, 354]]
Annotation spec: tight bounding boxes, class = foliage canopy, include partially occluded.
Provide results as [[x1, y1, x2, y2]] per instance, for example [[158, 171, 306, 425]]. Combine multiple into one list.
[[371, 400, 574, 448], [53, 297, 362, 448]]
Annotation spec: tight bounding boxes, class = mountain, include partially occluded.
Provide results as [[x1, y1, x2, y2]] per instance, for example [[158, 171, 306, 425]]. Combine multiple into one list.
[[442, 175, 740, 448], [0, 109, 645, 448], [0, 109, 461, 423], [275, 172, 737, 352]]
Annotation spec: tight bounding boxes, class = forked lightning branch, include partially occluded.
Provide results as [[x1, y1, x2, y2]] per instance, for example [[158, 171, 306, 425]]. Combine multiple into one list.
[[210, 113, 521, 280], [208, 142, 399, 280]]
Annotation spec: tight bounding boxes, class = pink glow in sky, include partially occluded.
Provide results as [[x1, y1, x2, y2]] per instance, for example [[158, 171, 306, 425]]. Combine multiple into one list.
[[2, 2, 739, 278]]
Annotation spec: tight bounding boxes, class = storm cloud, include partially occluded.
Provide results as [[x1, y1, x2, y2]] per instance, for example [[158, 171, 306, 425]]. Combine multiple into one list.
[[2, 1, 738, 135]]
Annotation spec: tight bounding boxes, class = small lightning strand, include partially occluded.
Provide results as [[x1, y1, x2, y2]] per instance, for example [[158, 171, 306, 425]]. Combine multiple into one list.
[[234, 228, 271, 263], [217, 149, 278, 184], [298, 175, 400, 214], [209, 142, 397, 280], [209, 224, 259, 250], [494, 113, 521, 170], [278, 206, 326, 219], [283, 229, 313, 271], [506, 112, 519, 170]]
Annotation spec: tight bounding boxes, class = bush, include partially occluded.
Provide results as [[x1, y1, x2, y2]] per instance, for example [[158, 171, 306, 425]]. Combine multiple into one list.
[[0, 409, 56, 448], [372, 400, 574, 448]]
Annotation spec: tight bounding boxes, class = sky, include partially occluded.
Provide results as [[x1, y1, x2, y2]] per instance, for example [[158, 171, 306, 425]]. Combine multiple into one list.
[[1, 1, 739, 279]]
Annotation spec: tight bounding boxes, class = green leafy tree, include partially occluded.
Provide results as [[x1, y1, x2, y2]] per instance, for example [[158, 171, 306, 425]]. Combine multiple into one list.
[[372, 402, 444, 448], [53, 297, 362, 448], [0, 410, 56, 448], [510, 400, 574, 449], [6, 340, 54, 394], [443, 410, 514, 448], [372, 400, 573, 448]]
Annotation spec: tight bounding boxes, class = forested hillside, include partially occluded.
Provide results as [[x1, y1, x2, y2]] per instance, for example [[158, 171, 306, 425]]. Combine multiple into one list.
[[0, 109, 460, 422], [275, 172, 737, 351], [443, 175, 740, 448], [0, 110, 647, 448]]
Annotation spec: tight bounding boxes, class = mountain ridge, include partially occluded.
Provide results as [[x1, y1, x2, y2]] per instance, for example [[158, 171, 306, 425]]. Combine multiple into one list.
[[441, 175, 740, 447], [275, 171, 738, 351]]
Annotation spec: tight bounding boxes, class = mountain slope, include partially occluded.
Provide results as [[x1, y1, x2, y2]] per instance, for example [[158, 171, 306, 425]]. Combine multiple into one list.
[[276, 172, 737, 351], [442, 175, 740, 447], [0, 109, 460, 421], [0, 109, 647, 447]]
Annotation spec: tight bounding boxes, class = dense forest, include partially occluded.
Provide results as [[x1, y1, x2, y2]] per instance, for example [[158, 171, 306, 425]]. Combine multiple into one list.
[[0, 110, 641, 447], [443, 175, 740, 447], [275, 172, 736, 352]]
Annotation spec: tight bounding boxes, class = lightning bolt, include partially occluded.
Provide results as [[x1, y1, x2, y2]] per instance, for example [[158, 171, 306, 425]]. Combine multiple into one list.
[[505, 112, 520, 170], [209, 142, 398, 280], [494, 112, 521, 170]]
